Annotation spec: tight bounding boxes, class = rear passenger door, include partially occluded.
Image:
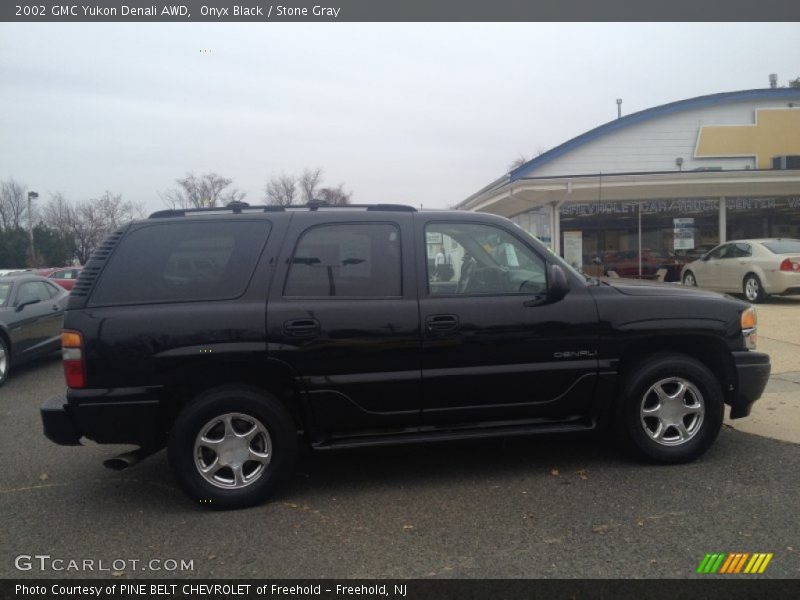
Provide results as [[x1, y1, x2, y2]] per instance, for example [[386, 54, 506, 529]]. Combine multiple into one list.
[[267, 211, 421, 435]]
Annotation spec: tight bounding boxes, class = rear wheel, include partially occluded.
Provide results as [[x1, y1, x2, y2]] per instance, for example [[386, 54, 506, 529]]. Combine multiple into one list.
[[616, 354, 723, 463], [0, 336, 9, 386], [682, 271, 697, 286], [743, 274, 767, 303], [168, 386, 298, 509]]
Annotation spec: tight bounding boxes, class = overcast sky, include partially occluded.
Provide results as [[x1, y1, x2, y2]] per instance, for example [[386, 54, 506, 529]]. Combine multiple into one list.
[[1, 23, 799, 212]]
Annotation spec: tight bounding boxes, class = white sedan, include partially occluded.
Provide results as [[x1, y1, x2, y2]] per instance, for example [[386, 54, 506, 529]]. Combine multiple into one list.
[[681, 238, 800, 303]]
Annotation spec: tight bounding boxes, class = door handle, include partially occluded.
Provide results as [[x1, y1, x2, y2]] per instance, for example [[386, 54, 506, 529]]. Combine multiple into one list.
[[283, 319, 320, 338], [426, 314, 459, 333]]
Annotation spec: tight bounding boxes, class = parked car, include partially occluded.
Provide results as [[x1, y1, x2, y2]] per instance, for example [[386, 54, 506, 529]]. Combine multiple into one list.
[[36, 267, 83, 291], [0, 274, 69, 385], [41, 204, 770, 509], [681, 239, 800, 303]]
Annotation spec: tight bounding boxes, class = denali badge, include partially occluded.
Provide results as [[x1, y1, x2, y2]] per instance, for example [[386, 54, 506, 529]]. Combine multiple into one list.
[[554, 350, 598, 359]]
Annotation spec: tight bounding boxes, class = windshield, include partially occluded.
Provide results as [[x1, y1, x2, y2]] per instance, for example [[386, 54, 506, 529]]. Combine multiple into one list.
[[0, 283, 11, 306], [762, 239, 800, 254]]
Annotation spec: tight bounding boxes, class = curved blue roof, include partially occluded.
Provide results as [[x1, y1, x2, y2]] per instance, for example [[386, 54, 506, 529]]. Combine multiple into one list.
[[509, 88, 800, 181]]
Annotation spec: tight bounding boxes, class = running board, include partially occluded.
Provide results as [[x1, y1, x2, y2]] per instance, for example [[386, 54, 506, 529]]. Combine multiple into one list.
[[312, 417, 595, 450]]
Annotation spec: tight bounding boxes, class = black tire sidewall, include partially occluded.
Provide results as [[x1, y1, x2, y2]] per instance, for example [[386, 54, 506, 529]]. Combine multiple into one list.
[[683, 271, 696, 286], [168, 386, 298, 510], [616, 354, 723, 464]]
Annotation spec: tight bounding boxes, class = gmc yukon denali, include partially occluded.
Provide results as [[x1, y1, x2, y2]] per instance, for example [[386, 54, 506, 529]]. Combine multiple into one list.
[[41, 203, 771, 509]]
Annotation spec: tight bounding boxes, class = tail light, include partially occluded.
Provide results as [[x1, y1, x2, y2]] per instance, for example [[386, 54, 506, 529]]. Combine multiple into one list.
[[61, 330, 86, 388], [779, 258, 800, 272], [740, 307, 757, 350]]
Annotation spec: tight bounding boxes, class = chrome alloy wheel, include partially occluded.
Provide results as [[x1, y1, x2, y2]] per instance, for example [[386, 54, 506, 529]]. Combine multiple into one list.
[[639, 377, 705, 446], [683, 272, 696, 286], [745, 277, 760, 302], [193, 413, 272, 489]]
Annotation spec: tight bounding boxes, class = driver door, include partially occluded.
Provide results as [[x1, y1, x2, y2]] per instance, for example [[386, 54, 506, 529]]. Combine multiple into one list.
[[416, 217, 600, 425]]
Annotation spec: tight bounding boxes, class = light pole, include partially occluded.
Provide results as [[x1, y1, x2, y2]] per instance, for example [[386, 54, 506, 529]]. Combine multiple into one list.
[[27, 191, 38, 264]]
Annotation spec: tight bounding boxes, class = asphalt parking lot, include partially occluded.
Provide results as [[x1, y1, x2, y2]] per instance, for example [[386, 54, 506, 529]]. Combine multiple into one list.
[[2, 351, 799, 580]]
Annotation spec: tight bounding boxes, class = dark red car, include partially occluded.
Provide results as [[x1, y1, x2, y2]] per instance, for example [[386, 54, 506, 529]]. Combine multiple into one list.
[[35, 267, 83, 291]]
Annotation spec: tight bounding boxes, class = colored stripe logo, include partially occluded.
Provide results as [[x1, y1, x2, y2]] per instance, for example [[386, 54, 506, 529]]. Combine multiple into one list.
[[696, 552, 773, 574]]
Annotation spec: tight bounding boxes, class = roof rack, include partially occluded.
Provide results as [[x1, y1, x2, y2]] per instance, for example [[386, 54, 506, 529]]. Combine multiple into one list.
[[148, 202, 416, 219]]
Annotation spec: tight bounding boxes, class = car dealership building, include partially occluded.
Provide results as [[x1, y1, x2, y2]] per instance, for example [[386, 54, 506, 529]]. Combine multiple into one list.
[[458, 88, 800, 280]]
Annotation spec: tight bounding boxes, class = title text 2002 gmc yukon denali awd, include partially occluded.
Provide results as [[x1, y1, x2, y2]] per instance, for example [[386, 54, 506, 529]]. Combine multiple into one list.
[[41, 203, 770, 509]]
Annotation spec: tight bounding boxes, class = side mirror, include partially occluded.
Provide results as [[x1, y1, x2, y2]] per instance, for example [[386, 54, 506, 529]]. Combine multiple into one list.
[[548, 264, 570, 302], [16, 297, 40, 312]]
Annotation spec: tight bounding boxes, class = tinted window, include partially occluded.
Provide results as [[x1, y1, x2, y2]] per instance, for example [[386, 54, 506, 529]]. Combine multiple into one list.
[[285, 224, 401, 297], [734, 243, 752, 258], [762, 240, 800, 254], [91, 220, 270, 306], [425, 222, 546, 296]]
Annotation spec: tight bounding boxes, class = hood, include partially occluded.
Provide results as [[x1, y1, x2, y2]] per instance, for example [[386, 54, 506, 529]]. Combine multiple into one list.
[[601, 278, 727, 299]]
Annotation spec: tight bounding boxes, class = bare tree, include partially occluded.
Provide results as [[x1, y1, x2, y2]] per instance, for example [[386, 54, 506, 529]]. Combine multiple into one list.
[[0, 178, 28, 230], [299, 168, 323, 203], [41, 192, 76, 232], [162, 172, 246, 209], [42, 191, 143, 264], [264, 173, 297, 206], [316, 184, 352, 206]]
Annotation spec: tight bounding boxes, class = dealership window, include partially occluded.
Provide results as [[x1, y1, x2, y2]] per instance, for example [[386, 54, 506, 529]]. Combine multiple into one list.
[[726, 197, 800, 241], [559, 199, 720, 282]]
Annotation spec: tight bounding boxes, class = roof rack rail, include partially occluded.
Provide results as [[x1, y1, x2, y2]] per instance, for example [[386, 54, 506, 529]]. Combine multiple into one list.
[[148, 203, 416, 219]]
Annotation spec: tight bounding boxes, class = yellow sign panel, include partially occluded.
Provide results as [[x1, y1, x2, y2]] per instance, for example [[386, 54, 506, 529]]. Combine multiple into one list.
[[695, 108, 800, 169]]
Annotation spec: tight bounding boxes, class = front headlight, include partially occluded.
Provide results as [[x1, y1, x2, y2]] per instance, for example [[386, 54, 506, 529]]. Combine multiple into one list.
[[741, 307, 757, 350]]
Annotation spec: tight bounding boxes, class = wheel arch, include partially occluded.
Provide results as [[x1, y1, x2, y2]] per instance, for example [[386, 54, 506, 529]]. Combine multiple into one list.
[[160, 359, 311, 438], [616, 335, 736, 406]]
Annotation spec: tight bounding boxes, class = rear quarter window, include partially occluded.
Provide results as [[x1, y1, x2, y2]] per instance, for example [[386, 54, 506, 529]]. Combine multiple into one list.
[[90, 220, 271, 306]]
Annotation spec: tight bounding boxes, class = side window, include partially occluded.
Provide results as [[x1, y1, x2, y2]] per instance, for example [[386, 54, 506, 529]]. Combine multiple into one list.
[[425, 222, 547, 296], [51, 271, 65, 279], [735, 243, 752, 258], [91, 220, 271, 306], [17, 281, 50, 304], [44, 282, 61, 298], [708, 244, 729, 260], [285, 223, 401, 297]]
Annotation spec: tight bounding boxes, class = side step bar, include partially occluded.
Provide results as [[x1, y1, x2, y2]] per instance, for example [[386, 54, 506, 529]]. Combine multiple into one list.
[[312, 417, 595, 451]]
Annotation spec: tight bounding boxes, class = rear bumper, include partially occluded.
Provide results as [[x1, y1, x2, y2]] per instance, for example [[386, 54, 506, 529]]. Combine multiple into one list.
[[41, 388, 162, 447], [729, 351, 771, 419]]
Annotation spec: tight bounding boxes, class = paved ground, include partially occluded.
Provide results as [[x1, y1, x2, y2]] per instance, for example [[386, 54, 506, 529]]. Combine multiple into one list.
[[724, 296, 800, 443], [1, 352, 799, 579]]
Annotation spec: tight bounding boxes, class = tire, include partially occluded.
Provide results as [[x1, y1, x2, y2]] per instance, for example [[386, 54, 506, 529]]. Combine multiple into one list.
[[0, 336, 9, 386], [743, 274, 767, 303], [168, 386, 298, 510], [682, 271, 697, 287], [615, 353, 723, 464]]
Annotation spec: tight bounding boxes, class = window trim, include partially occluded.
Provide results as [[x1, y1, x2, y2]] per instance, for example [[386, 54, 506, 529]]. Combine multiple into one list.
[[282, 221, 404, 300], [423, 220, 550, 299]]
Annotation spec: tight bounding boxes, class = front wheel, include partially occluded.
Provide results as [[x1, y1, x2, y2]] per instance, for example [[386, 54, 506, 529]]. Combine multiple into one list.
[[615, 354, 723, 463], [682, 271, 697, 287], [743, 274, 767, 303], [168, 386, 298, 509]]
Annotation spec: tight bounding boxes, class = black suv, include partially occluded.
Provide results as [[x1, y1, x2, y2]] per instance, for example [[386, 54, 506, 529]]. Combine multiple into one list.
[[41, 204, 770, 509]]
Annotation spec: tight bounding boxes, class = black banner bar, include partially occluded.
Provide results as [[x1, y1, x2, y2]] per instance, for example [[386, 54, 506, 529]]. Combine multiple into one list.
[[2, 0, 800, 22], [3, 580, 800, 600]]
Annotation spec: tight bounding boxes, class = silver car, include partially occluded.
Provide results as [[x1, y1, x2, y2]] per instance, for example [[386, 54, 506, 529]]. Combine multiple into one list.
[[681, 238, 800, 303]]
